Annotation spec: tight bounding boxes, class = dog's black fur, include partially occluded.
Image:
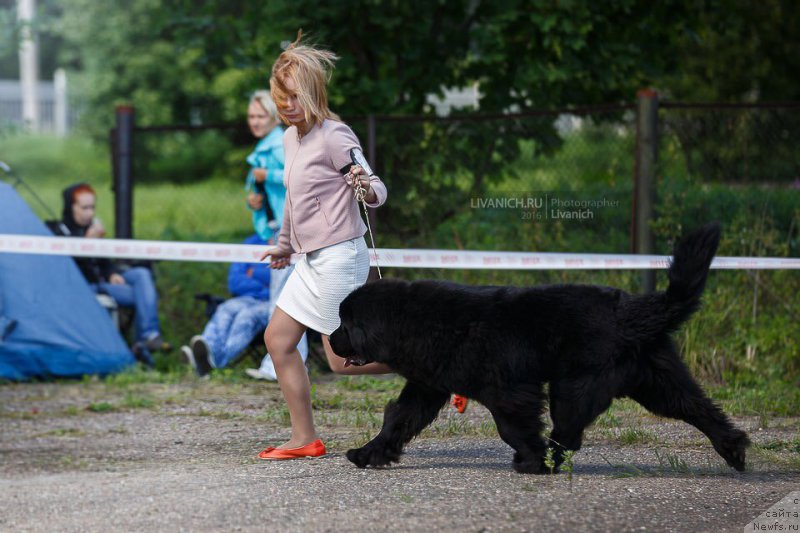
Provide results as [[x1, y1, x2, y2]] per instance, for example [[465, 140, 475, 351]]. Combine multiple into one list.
[[329, 223, 750, 474]]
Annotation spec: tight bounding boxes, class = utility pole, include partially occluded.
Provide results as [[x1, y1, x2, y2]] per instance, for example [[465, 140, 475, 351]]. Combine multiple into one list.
[[17, 0, 39, 131]]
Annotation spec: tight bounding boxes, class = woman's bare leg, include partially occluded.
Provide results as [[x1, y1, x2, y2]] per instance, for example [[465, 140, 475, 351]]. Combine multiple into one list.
[[264, 307, 316, 448], [322, 335, 393, 375]]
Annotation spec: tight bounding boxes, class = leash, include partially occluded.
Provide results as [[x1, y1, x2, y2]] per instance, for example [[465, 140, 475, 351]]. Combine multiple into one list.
[[347, 171, 382, 279]]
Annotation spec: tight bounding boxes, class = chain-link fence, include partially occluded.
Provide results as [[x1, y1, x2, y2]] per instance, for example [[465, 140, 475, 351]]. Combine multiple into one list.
[[351, 106, 636, 256], [661, 103, 800, 183], [654, 103, 799, 257], [116, 122, 253, 243]]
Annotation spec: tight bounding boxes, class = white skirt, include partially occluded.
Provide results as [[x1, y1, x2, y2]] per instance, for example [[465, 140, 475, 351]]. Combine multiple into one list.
[[276, 237, 370, 335]]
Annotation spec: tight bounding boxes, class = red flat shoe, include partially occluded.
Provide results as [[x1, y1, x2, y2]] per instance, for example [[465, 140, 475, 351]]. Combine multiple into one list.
[[258, 439, 326, 460], [452, 394, 468, 414]]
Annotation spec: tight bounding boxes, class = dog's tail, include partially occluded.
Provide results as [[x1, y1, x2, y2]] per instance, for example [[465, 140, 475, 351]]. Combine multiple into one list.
[[618, 222, 721, 343]]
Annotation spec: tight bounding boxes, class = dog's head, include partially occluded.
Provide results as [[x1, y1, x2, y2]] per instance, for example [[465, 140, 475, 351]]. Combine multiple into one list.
[[329, 279, 409, 368]]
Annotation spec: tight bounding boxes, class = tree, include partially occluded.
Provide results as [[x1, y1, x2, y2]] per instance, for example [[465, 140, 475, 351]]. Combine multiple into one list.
[[43, 1, 800, 236], [658, 0, 800, 184]]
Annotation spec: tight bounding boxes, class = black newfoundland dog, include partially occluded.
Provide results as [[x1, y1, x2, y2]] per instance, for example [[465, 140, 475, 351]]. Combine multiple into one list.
[[329, 223, 750, 474]]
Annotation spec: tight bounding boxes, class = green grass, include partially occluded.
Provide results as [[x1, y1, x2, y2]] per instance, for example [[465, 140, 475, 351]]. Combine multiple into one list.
[[334, 375, 405, 392], [593, 411, 621, 428], [420, 415, 498, 439], [121, 393, 156, 409], [600, 449, 724, 478], [87, 402, 115, 413], [102, 366, 186, 387], [1, 134, 113, 222], [755, 440, 800, 454], [615, 427, 660, 446], [132, 178, 253, 242], [709, 380, 800, 417]]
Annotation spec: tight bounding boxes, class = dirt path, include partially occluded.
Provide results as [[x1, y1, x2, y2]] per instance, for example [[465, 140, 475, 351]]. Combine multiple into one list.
[[1, 377, 798, 532]]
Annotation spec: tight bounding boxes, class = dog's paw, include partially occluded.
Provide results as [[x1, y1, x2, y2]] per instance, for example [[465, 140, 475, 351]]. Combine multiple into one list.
[[714, 430, 750, 472], [346, 447, 371, 468], [346, 443, 400, 469], [512, 455, 549, 474]]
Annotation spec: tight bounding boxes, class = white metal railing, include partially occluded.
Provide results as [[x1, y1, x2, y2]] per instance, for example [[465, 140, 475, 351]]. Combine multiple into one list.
[[0, 69, 74, 134]]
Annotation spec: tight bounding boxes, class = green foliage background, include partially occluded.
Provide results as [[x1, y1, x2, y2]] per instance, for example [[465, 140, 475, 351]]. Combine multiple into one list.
[[0, 1, 798, 390], [3, 1, 798, 125]]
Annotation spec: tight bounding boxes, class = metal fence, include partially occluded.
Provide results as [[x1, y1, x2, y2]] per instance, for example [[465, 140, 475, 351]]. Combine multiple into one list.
[[0, 74, 78, 134], [113, 99, 799, 259], [659, 102, 800, 183]]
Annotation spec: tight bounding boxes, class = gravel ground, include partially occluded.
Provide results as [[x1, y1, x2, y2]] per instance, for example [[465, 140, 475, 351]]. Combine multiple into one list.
[[1, 377, 798, 532]]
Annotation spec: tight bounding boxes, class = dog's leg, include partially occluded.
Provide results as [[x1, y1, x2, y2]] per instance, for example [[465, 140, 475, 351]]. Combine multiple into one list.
[[548, 376, 615, 470], [346, 381, 449, 469], [483, 385, 548, 474], [626, 339, 750, 471]]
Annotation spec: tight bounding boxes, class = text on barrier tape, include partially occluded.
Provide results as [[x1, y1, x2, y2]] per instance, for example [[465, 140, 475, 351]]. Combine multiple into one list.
[[1, 234, 799, 270]]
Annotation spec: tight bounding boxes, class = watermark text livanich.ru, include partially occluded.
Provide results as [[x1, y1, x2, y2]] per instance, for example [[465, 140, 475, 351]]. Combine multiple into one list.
[[470, 194, 620, 221]]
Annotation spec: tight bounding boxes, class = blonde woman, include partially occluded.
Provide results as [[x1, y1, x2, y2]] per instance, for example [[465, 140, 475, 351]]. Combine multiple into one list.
[[258, 35, 391, 460], [242, 89, 310, 381]]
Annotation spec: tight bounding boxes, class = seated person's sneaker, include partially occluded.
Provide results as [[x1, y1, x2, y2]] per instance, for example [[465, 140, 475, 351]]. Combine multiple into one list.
[[245, 368, 276, 381], [190, 335, 215, 377], [181, 345, 198, 372], [143, 333, 171, 352], [131, 342, 155, 369]]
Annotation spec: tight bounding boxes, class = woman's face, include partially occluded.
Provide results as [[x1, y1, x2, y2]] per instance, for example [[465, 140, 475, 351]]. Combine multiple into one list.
[[279, 76, 307, 130], [247, 100, 272, 138], [72, 191, 96, 227]]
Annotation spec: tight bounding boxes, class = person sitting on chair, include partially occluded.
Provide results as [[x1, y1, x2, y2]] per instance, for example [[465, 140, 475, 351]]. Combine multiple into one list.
[[47, 183, 169, 363], [182, 233, 308, 377]]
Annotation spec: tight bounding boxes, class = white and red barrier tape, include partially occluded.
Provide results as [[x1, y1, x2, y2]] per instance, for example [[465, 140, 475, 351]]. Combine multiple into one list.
[[1, 234, 799, 270]]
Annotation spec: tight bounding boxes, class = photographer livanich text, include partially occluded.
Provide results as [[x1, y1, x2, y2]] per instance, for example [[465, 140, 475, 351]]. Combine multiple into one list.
[[470, 194, 620, 221]]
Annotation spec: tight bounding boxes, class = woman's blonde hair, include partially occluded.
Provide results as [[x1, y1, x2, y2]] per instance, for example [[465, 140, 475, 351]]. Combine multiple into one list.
[[270, 31, 341, 127], [250, 90, 278, 120]]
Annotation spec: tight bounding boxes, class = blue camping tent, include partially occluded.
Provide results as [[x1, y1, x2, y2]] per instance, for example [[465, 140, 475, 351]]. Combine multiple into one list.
[[0, 181, 134, 380]]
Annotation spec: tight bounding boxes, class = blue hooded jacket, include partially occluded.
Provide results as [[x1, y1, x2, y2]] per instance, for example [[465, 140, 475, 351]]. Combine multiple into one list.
[[227, 234, 271, 300], [245, 125, 285, 241]]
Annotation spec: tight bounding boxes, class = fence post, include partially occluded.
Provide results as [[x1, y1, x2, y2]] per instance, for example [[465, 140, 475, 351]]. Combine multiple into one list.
[[113, 105, 135, 239], [54, 68, 68, 136], [633, 89, 658, 293]]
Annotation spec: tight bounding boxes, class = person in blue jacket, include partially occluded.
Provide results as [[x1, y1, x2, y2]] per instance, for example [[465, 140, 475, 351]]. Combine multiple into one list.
[[182, 234, 307, 376], [245, 90, 285, 243]]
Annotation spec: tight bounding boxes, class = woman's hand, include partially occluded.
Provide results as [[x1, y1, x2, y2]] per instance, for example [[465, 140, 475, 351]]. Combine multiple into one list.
[[109, 273, 126, 285], [259, 246, 291, 269], [346, 165, 377, 203], [86, 220, 106, 238], [252, 168, 267, 183], [247, 192, 264, 210]]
